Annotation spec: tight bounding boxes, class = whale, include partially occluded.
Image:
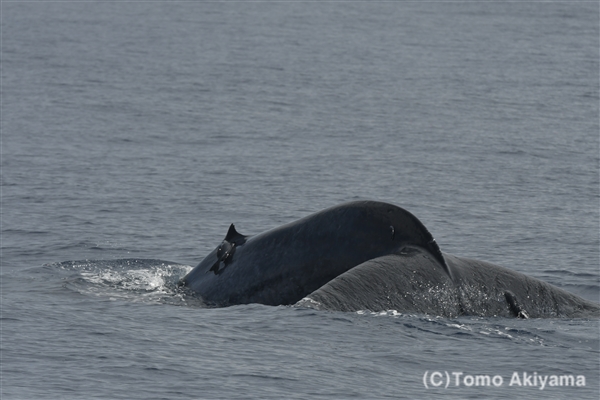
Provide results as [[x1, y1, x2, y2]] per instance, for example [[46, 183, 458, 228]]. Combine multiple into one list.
[[180, 201, 600, 318]]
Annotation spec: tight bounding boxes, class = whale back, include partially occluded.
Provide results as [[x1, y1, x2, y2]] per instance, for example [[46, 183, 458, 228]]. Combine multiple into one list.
[[299, 249, 600, 318], [181, 201, 448, 306]]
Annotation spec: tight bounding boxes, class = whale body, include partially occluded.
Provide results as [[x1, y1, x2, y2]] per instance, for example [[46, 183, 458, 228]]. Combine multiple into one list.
[[181, 201, 599, 318]]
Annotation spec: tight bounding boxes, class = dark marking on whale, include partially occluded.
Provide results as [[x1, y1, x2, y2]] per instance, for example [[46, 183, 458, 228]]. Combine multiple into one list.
[[180, 201, 600, 318], [504, 290, 529, 319]]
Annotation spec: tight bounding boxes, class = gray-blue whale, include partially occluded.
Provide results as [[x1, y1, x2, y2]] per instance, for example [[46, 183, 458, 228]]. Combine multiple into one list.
[[181, 201, 599, 318]]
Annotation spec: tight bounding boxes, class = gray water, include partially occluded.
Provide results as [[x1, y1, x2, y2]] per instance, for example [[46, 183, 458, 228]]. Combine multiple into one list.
[[2, 2, 599, 399]]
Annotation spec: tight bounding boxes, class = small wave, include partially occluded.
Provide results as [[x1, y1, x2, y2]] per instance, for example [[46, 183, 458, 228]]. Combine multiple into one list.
[[295, 297, 323, 309], [350, 310, 561, 346], [46, 259, 204, 306]]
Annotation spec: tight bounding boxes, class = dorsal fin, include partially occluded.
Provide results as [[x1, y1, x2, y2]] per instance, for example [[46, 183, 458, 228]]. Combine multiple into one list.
[[224, 223, 247, 245]]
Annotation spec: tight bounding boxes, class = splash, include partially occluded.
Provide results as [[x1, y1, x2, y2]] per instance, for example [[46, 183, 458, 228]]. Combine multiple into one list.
[[48, 259, 203, 306]]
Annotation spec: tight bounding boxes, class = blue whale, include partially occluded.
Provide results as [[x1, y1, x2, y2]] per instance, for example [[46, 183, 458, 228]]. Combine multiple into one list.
[[181, 201, 599, 318]]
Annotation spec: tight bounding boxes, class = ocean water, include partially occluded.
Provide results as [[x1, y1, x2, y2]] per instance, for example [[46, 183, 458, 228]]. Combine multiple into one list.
[[2, 2, 599, 399]]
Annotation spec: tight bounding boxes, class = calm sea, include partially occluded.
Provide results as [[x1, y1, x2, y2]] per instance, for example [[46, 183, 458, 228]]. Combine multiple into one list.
[[2, 2, 599, 399]]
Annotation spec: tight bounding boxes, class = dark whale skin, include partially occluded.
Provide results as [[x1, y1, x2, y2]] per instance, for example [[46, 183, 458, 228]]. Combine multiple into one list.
[[182, 201, 600, 318]]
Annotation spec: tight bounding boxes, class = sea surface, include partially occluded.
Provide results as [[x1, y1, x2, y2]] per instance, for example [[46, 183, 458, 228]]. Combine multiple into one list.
[[2, 2, 599, 399]]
